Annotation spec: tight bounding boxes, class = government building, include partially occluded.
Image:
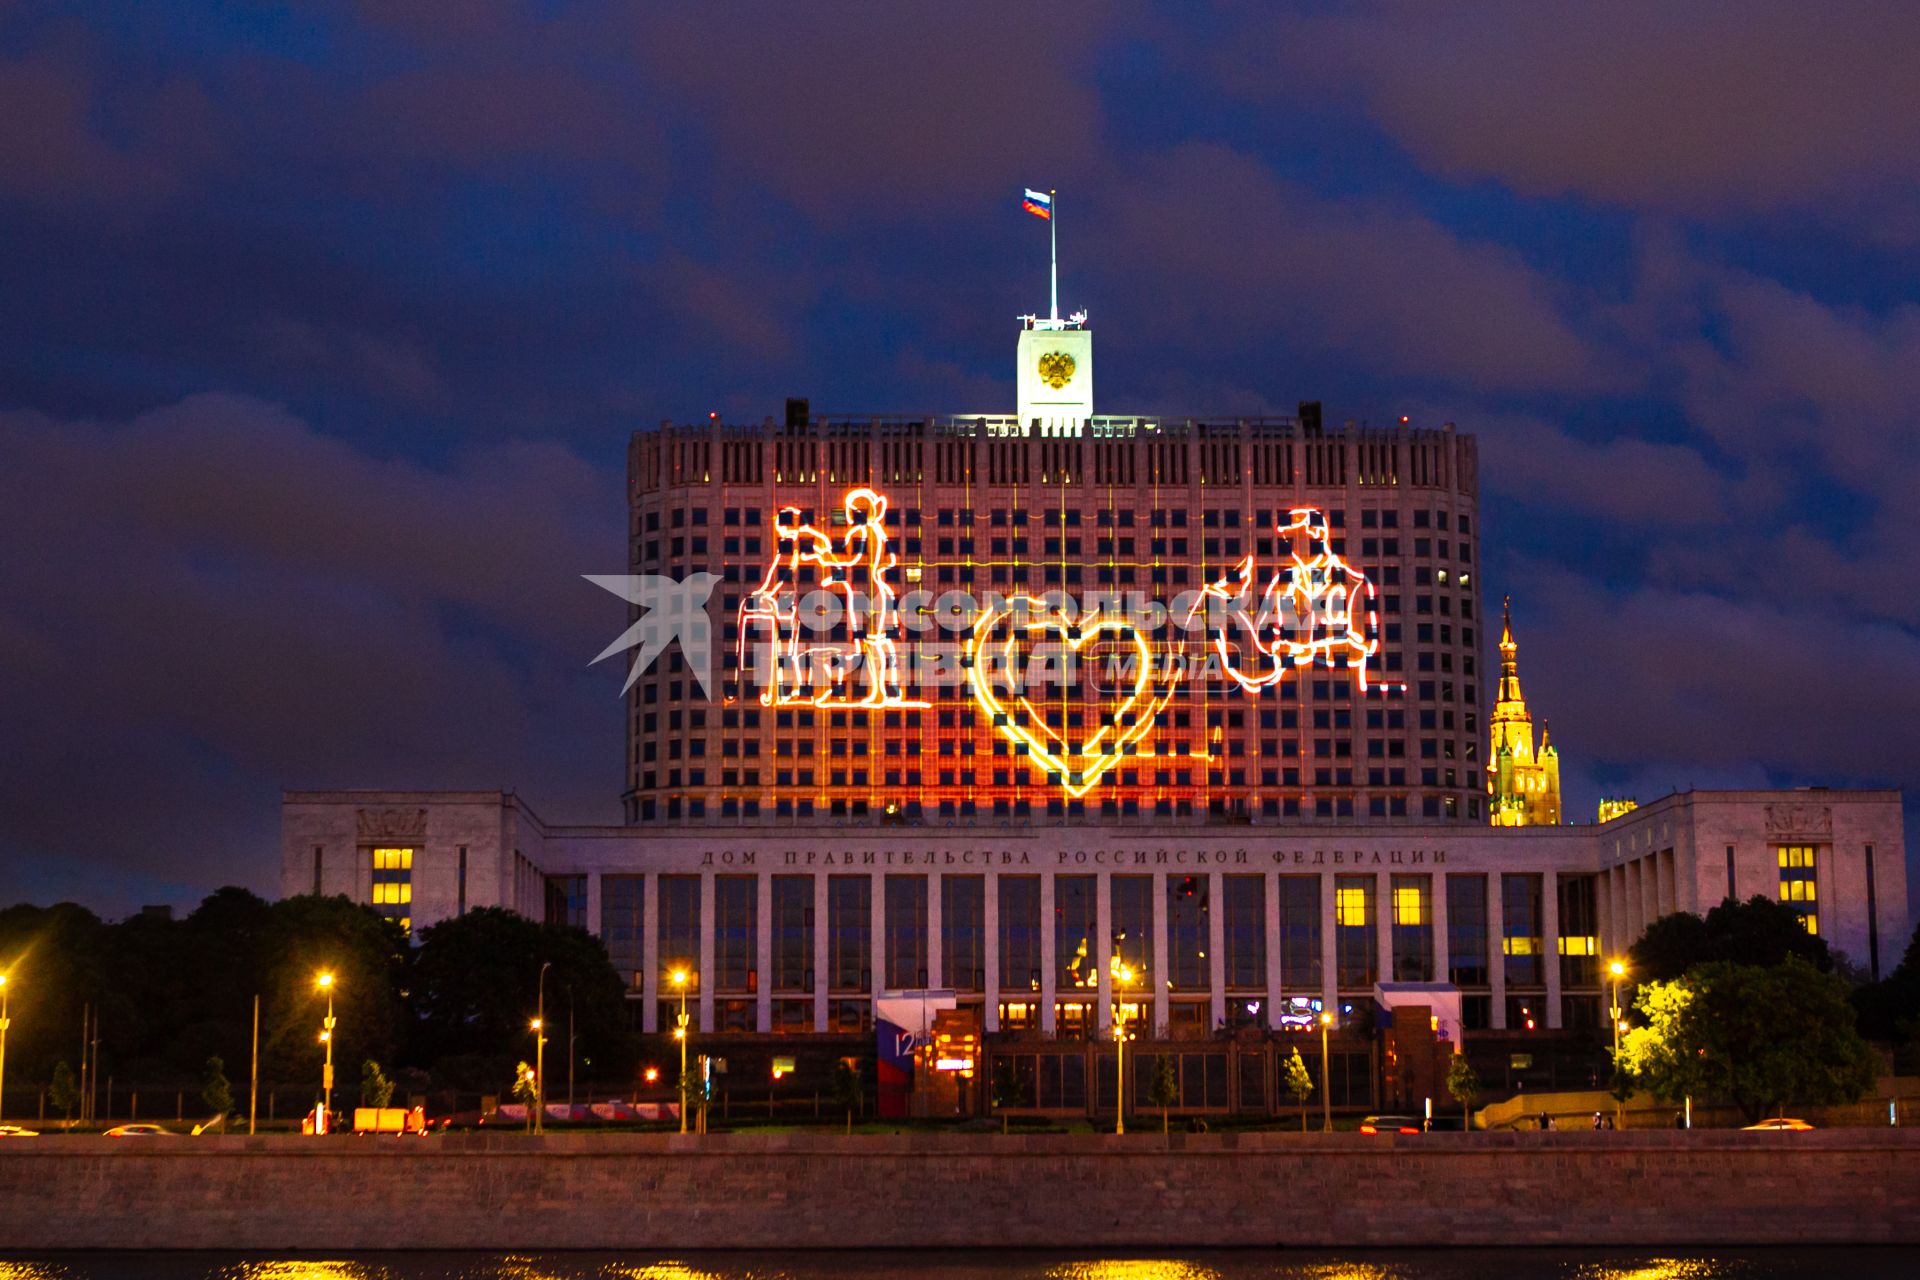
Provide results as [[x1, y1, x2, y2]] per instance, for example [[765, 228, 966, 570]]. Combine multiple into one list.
[[282, 307, 1908, 1118]]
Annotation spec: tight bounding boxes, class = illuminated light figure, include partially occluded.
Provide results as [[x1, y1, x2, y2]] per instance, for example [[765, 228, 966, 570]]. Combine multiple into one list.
[[966, 596, 1181, 799], [1190, 506, 1391, 695], [737, 487, 927, 709]]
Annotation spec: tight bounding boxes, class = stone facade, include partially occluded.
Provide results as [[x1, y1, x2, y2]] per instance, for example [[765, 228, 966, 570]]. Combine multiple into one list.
[[3, 1131, 1917, 1249]]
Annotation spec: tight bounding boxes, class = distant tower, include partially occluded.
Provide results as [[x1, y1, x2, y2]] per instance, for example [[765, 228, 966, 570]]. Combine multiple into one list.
[[1488, 598, 1561, 827], [1016, 315, 1093, 432]]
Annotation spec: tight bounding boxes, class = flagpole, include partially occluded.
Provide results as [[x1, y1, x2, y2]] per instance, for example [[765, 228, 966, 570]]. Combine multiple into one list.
[[1049, 188, 1058, 322]]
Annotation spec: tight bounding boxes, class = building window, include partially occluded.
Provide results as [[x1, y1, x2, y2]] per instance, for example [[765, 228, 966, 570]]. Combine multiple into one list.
[[1110, 875, 1154, 994], [1277, 876, 1321, 990], [1334, 875, 1375, 988], [999, 876, 1042, 994], [656, 874, 701, 1030], [602, 875, 645, 992], [942, 876, 985, 992], [885, 875, 928, 989], [370, 847, 413, 935], [1390, 874, 1432, 982], [1557, 874, 1599, 988], [1778, 845, 1818, 935], [1055, 875, 1097, 991], [1223, 875, 1265, 991], [828, 876, 872, 993], [456, 846, 468, 917], [312, 846, 324, 897], [1501, 873, 1543, 987], [714, 876, 757, 994], [772, 875, 813, 993], [1446, 874, 1489, 988], [1167, 874, 1210, 992], [544, 874, 587, 929]]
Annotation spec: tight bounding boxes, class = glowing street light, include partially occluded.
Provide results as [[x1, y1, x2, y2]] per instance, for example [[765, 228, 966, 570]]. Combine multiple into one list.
[[1320, 1011, 1335, 1133], [0, 971, 13, 1126], [316, 971, 337, 1127], [534, 961, 551, 1135], [670, 968, 692, 1134], [1110, 956, 1136, 1135], [1609, 959, 1629, 1129]]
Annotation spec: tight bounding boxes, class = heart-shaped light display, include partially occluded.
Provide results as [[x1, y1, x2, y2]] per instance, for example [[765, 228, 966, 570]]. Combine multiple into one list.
[[965, 596, 1182, 798]]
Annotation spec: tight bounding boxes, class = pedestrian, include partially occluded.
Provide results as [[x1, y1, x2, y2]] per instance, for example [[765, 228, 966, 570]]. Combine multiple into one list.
[[1538, 1111, 1552, 1131], [1592, 1111, 1603, 1130]]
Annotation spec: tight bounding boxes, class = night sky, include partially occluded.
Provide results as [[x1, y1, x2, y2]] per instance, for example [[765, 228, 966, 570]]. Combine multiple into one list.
[[3, 3, 1918, 926]]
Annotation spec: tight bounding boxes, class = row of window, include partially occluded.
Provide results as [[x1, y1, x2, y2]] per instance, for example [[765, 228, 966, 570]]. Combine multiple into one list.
[[641, 505, 1473, 535], [629, 793, 1487, 823], [588, 871, 1599, 1002]]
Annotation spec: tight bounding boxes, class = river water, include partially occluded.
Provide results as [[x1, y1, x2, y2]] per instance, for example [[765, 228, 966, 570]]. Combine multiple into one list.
[[2, 1252, 1915, 1279]]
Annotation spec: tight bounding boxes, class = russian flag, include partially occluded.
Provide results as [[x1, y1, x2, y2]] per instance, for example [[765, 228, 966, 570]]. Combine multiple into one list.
[[1022, 188, 1052, 220]]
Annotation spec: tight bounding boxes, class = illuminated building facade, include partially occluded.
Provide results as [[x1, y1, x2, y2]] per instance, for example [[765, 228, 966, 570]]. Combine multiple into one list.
[[1487, 601, 1561, 827], [625, 403, 1484, 828]]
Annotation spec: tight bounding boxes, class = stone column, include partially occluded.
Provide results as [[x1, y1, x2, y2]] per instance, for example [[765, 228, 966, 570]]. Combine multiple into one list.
[[1039, 872, 1058, 1035], [983, 873, 1001, 1033], [1207, 870, 1227, 1031], [1375, 869, 1393, 987], [927, 871, 944, 990], [1542, 869, 1562, 1030], [813, 873, 830, 1033], [1489, 872, 1508, 1030], [1151, 873, 1171, 1037], [1430, 871, 1449, 986], [586, 873, 604, 940], [870, 871, 886, 1004], [697, 872, 715, 1034], [1319, 872, 1339, 1019], [1264, 871, 1284, 1030], [642, 871, 660, 1034], [1095, 872, 1114, 1037], [755, 873, 773, 1034]]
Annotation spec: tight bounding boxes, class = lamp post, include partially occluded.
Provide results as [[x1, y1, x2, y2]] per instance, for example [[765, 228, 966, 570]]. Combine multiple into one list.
[[0, 972, 12, 1125], [1110, 957, 1135, 1135], [671, 968, 691, 1134], [316, 971, 336, 1128], [1320, 1011, 1335, 1133], [1609, 959, 1628, 1129], [534, 961, 551, 1135]]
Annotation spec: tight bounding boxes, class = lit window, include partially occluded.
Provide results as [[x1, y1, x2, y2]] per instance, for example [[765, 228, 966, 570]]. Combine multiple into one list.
[[1392, 885, 1424, 926], [1335, 886, 1368, 928], [1777, 845, 1818, 934]]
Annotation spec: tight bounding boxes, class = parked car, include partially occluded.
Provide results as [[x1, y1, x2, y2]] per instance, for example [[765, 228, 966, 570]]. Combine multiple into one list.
[[1742, 1117, 1815, 1131], [1358, 1114, 1422, 1135], [0, 1124, 40, 1137], [103, 1124, 173, 1137]]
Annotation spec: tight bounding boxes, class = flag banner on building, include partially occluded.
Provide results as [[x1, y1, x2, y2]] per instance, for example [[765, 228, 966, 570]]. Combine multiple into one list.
[[1022, 188, 1052, 219]]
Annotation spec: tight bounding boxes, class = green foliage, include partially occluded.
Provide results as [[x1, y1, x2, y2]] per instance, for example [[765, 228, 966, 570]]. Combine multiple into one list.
[[830, 1059, 862, 1117], [1146, 1055, 1180, 1134], [512, 1061, 539, 1108], [1446, 1053, 1480, 1125], [49, 1061, 79, 1121], [1282, 1046, 1314, 1106], [408, 907, 634, 1081], [1618, 959, 1878, 1123], [360, 1059, 395, 1109], [1630, 896, 1831, 984], [1853, 926, 1920, 1046], [200, 1056, 234, 1116]]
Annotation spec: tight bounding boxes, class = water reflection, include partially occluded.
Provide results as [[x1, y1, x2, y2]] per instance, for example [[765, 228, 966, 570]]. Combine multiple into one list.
[[217, 1266, 392, 1280], [1572, 1263, 1745, 1280], [0, 1264, 75, 1280], [1046, 1263, 1222, 1280]]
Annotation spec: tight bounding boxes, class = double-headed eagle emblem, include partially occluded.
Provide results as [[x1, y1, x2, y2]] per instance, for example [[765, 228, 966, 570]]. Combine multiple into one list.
[[1037, 351, 1076, 390]]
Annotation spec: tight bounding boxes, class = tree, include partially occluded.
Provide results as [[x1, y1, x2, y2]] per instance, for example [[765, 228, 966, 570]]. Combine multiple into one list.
[[1281, 1046, 1315, 1131], [49, 1061, 79, 1129], [360, 1059, 395, 1109], [1446, 1054, 1481, 1130], [512, 1061, 539, 1130], [201, 1056, 234, 1131], [409, 908, 633, 1083], [1619, 959, 1878, 1123], [1146, 1055, 1180, 1136], [1631, 896, 1831, 984], [830, 1059, 862, 1135]]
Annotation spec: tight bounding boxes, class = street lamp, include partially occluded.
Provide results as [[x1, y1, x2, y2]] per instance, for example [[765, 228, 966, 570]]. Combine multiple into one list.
[[670, 968, 692, 1134], [316, 971, 337, 1128], [0, 971, 12, 1125], [1320, 1011, 1335, 1133], [534, 961, 551, 1135], [1110, 956, 1135, 1135], [1609, 959, 1629, 1129]]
